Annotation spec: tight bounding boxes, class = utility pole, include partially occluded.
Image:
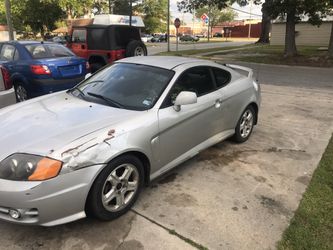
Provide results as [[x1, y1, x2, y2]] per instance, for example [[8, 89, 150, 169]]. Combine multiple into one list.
[[129, 0, 133, 26], [248, 0, 253, 38], [5, 0, 14, 41], [167, 0, 170, 52], [109, 0, 113, 14]]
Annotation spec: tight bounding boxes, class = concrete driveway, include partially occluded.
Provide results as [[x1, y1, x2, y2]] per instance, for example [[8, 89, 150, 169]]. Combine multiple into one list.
[[0, 65, 333, 250]]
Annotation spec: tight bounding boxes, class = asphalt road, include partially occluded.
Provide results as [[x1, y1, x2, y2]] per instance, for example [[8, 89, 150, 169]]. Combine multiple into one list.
[[236, 62, 333, 89], [147, 41, 253, 55]]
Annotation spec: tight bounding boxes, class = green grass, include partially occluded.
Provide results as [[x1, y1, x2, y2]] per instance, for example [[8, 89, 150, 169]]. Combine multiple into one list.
[[157, 44, 254, 56], [212, 45, 333, 67], [278, 135, 333, 250]]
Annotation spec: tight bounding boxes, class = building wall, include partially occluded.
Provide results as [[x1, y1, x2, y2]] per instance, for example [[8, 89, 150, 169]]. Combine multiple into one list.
[[271, 22, 332, 46], [212, 23, 261, 38], [0, 31, 16, 41]]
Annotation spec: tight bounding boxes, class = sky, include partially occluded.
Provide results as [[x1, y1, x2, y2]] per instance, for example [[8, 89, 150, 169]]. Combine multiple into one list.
[[170, 0, 263, 23]]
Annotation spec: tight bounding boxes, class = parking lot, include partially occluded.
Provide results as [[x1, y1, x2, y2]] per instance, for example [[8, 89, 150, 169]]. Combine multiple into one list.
[[0, 64, 332, 250]]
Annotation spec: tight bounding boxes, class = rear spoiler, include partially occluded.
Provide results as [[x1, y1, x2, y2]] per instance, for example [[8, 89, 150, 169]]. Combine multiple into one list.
[[225, 64, 254, 79]]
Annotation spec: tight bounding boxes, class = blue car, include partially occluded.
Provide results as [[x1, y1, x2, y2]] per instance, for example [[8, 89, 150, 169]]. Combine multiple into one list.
[[0, 41, 89, 101]]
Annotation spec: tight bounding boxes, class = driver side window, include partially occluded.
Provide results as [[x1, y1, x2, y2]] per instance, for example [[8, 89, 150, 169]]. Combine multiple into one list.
[[162, 66, 215, 108]]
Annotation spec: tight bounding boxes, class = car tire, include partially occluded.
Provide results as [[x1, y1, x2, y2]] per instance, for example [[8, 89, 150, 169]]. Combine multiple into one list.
[[125, 40, 147, 57], [14, 83, 28, 102], [90, 63, 104, 73], [232, 106, 256, 143], [86, 154, 144, 221]]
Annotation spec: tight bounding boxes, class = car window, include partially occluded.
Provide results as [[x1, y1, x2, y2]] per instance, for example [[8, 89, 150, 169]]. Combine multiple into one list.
[[73, 63, 174, 111], [0, 44, 15, 61], [167, 67, 215, 105], [48, 44, 74, 57], [25, 44, 73, 59], [212, 67, 231, 88], [25, 44, 48, 59], [72, 29, 87, 43]]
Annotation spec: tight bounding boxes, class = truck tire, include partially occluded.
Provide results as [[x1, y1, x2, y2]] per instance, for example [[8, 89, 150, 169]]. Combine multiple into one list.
[[126, 41, 147, 57]]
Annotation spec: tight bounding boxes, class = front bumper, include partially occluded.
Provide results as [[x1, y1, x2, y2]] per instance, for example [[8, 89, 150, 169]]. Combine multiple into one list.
[[0, 164, 105, 226], [0, 88, 16, 109]]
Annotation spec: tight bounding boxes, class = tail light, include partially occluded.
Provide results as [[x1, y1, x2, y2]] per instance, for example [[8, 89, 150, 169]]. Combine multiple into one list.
[[110, 50, 125, 62], [30, 65, 51, 75], [0, 66, 12, 90]]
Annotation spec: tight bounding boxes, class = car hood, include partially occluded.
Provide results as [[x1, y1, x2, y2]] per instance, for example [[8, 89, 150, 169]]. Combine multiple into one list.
[[0, 92, 141, 161]]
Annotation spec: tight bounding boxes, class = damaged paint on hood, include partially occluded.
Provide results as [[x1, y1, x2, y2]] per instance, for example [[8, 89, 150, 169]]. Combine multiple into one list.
[[0, 91, 142, 162]]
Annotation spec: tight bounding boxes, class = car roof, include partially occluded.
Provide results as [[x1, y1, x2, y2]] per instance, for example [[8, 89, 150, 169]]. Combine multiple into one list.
[[118, 56, 213, 70], [2, 40, 56, 46]]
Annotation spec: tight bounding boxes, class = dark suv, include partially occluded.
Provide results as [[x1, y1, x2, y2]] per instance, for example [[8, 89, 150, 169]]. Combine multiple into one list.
[[68, 25, 147, 72]]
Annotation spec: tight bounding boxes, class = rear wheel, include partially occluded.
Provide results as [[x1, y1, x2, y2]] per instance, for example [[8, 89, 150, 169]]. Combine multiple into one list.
[[126, 40, 147, 57], [232, 106, 256, 143], [15, 84, 28, 102], [86, 155, 144, 221]]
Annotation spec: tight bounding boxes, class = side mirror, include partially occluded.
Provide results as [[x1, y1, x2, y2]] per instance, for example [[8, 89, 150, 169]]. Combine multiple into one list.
[[174, 91, 197, 112], [85, 73, 92, 79]]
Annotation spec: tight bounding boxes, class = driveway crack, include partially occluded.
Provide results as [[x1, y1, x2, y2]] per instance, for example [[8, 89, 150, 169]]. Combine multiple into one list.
[[131, 209, 208, 250]]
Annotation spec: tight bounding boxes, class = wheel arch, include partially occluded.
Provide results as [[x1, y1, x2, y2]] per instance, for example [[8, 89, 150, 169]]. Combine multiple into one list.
[[248, 102, 259, 125]]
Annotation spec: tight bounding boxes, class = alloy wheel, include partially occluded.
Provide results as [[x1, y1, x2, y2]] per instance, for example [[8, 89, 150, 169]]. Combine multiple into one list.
[[239, 109, 254, 138], [101, 164, 139, 212]]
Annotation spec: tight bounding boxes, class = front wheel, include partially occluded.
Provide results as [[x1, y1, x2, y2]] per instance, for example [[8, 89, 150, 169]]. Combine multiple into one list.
[[86, 155, 144, 221], [232, 106, 256, 143]]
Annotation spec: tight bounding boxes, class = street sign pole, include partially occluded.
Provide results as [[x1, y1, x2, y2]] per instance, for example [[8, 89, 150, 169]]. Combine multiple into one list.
[[167, 0, 170, 52], [174, 18, 181, 52], [176, 28, 179, 51]]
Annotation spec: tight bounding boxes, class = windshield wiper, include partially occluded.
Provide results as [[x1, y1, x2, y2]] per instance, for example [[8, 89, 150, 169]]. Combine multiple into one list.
[[68, 87, 85, 97], [87, 92, 124, 109]]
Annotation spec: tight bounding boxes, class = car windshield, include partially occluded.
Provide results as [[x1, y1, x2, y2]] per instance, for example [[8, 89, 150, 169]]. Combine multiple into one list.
[[25, 44, 74, 59], [72, 63, 174, 111]]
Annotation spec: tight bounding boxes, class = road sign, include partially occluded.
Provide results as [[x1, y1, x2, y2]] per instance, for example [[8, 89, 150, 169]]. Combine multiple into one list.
[[201, 13, 209, 23], [174, 18, 181, 29]]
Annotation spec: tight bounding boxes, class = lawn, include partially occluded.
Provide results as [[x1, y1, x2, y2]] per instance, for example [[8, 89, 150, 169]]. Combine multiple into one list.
[[211, 44, 333, 67], [278, 135, 333, 250]]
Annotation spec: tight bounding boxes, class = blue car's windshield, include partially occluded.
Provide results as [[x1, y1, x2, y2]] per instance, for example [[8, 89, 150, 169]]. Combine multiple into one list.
[[72, 63, 174, 111]]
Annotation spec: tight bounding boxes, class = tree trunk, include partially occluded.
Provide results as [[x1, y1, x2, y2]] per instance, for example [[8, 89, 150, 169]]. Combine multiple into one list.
[[284, 8, 297, 57], [256, 2, 271, 44], [328, 22, 333, 58], [4, 0, 14, 40]]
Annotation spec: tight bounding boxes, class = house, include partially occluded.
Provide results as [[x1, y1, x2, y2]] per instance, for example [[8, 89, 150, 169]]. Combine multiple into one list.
[[271, 21, 333, 46], [0, 25, 16, 41]]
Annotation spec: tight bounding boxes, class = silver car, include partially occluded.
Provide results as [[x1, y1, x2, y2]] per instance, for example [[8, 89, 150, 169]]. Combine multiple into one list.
[[0, 56, 260, 226]]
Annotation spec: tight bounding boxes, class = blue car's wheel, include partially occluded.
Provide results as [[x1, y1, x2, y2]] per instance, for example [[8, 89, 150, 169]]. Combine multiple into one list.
[[15, 84, 28, 102]]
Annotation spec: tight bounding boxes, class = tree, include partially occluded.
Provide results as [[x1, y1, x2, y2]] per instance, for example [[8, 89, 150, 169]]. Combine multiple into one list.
[[59, 0, 94, 19], [10, 0, 64, 38], [178, 0, 271, 43], [326, 1, 333, 58], [135, 0, 168, 33], [4, 0, 14, 40], [195, 7, 236, 36]]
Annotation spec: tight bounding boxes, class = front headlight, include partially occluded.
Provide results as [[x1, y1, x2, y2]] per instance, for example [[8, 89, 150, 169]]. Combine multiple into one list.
[[0, 153, 62, 181]]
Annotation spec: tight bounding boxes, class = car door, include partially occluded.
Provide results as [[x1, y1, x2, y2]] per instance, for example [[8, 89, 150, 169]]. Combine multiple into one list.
[[70, 29, 88, 58], [157, 66, 227, 168]]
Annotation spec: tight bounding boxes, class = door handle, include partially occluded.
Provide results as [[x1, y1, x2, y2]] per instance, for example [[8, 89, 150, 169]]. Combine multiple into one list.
[[215, 98, 223, 108]]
